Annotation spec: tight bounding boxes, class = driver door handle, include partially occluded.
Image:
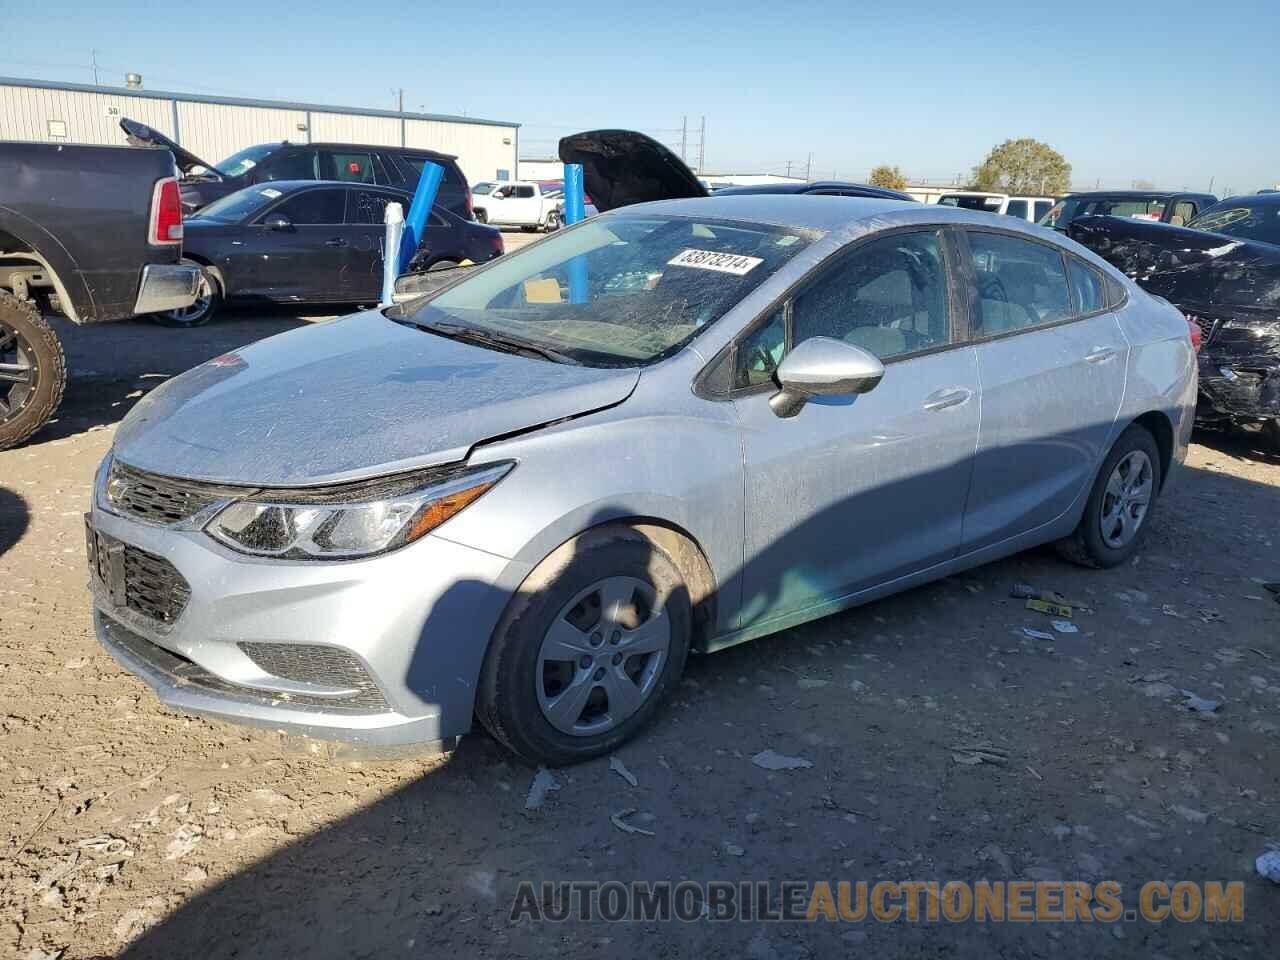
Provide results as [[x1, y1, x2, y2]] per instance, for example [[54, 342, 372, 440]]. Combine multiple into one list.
[[1085, 346, 1118, 364], [922, 387, 972, 412], [325, 238, 349, 248]]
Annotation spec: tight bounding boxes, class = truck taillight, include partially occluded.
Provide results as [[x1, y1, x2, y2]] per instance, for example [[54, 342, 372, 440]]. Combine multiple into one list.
[[1184, 314, 1203, 353], [148, 176, 183, 245], [464, 190, 475, 221]]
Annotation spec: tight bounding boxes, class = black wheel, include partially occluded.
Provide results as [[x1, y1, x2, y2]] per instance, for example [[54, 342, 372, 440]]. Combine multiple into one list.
[[0, 290, 65, 451], [543, 210, 562, 232], [154, 261, 219, 327], [477, 527, 691, 766], [474, 209, 487, 224], [1057, 424, 1162, 568], [1263, 418, 1280, 454]]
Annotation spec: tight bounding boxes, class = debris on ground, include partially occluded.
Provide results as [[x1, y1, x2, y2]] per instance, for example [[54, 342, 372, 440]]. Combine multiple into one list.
[[1022, 627, 1055, 642], [1050, 620, 1078, 634], [1179, 690, 1222, 714], [1162, 604, 1185, 618], [951, 743, 1010, 766], [1171, 804, 1209, 825], [1026, 598, 1073, 618], [609, 755, 638, 787], [1257, 850, 1280, 884], [610, 808, 655, 837], [723, 841, 746, 857], [524, 767, 561, 811], [1198, 608, 1225, 624], [751, 749, 814, 771]]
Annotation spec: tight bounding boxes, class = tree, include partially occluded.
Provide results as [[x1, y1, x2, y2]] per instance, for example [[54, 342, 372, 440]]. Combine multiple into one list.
[[869, 164, 909, 191], [971, 139, 1071, 195], [1132, 179, 1156, 190]]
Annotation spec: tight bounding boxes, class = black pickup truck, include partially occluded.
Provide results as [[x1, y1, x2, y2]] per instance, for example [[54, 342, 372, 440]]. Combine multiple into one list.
[[0, 142, 200, 449]]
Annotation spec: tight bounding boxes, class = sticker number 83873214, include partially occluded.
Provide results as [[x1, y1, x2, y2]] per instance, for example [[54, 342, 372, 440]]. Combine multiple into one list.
[[667, 248, 764, 276]]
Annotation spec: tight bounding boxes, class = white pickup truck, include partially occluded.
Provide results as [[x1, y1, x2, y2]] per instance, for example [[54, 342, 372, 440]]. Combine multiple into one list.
[[471, 180, 564, 231], [936, 192, 1055, 223]]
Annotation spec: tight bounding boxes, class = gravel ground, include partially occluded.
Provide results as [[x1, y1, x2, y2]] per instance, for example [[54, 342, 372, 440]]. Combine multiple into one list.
[[1, 298, 1278, 959]]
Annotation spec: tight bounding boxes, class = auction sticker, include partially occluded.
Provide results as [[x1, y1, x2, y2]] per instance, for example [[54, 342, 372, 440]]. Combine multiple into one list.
[[667, 248, 763, 275]]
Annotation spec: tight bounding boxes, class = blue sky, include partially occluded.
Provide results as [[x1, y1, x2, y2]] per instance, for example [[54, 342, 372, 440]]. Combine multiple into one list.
[[9, 0, 1277, 193]]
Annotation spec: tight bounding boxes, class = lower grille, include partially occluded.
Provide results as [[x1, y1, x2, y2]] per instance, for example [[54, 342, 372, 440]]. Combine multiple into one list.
[[88, 528, 191, 626], [238, 642, 389, 711], [99, 615, 391, 715]]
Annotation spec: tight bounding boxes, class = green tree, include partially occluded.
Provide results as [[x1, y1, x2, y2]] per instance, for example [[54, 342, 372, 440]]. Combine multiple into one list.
[[869, 164, 909, 191], [971, 139, 1071, 195]]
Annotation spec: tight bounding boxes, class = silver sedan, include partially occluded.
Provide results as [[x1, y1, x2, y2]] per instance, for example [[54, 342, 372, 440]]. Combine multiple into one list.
[[87, 196, 1197, 765]]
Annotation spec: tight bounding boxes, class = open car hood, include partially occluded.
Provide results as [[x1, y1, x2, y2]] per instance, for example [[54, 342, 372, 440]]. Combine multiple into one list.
[[1068, 215, 1280, 314], [119, 117, 220, 177], [558, 129, 707, 213], [112, 309, 639, 487]]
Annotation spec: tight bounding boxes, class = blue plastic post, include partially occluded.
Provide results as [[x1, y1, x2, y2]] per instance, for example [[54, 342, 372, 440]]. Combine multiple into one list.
[[398, 161, 445, 273], [564, 162, 587, 303]]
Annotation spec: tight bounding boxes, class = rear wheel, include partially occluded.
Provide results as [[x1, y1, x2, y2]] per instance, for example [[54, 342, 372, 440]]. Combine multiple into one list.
[[543, 210, 562, 232], [1057, 424, 1162, 568], [477, 528, 691, 766], [1263, 418, 1280, 454], [0, 290, 66, 451], [154, 261, 219, 328], [474, 209, 488, 224]]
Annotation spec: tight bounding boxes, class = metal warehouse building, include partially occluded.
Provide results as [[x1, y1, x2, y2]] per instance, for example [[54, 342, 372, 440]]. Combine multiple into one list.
[[0, 76, 520, 186]]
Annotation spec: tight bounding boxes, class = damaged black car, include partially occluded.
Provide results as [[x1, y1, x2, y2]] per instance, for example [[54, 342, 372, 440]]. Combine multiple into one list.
[[1068, 194, 1280, 450]]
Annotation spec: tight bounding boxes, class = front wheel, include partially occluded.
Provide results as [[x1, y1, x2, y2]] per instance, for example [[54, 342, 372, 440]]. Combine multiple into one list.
[[154, 261, 220, 328], [477, 528, 691, 766], [474, 209, 487, 224], [0, 290, 66, 451], [1057, 424, 1163, 568], [1262, 418, 1280, 454], [543, 210, 562, 232]]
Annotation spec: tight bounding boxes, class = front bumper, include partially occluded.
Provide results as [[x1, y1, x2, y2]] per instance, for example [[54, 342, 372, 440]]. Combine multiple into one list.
[[132, 263, 201, 315], [1197, 354, 1280, 425], [89, 500, 529, 746]]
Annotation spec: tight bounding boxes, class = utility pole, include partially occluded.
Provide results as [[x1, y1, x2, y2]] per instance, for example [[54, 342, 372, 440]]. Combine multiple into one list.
[[805, 152, 812, 181], [397, 88, 404, 113], [680, 115, 687, 163], [90, 49, 100, 86], [697, 116, 706, 175], [785, 160, 793, 177], [1208, 175, 1215, 194]]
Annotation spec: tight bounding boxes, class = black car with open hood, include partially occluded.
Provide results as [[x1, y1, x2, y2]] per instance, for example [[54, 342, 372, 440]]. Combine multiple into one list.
[[119, 117, 472, 217], [1068, 195, 1280, 448]]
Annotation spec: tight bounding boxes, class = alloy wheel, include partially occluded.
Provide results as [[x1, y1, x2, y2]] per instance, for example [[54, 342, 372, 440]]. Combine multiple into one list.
[[1099, 450, 1153, 548], [165, 272, 213, 325], [0, 318, 37, 426], [535, 576, 670, 736]]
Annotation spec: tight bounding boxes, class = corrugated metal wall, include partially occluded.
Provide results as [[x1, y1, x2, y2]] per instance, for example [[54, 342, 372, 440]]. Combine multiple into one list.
[[176, 101, 307, 164], [0, 81, 517, 185], [0, 83, 173, 144]]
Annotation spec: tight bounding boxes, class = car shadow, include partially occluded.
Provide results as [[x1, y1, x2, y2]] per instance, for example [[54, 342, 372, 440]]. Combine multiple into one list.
[[0, 486, 30, 558], [116, 456, 1280, 960], [1191, 425, 1280, 466]]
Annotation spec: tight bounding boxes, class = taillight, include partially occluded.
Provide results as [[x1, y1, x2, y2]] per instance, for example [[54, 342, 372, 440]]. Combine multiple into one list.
[[1185, 315, 1203, 353], [464, 190, 475, 221], [149, 176, 183, 245]]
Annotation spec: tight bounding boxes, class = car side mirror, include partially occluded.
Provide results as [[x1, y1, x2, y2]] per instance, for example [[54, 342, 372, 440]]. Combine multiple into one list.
[[264, 214, 292, 231], [769, 337, 885, 419]]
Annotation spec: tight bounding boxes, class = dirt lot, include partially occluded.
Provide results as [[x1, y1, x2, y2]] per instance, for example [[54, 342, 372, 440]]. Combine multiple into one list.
[[2, 295, 1278, 959]]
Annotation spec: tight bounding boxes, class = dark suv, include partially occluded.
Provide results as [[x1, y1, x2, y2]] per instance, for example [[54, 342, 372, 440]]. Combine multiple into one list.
[[1039, 190, 1218, 232], [120, 118, 472, 218]]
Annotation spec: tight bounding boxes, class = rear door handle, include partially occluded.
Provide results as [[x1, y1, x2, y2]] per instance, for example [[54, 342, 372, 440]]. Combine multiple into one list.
[[1085, 346, 1118, 364], [922, 387, 972, 412], [325, 238, 349, 248]]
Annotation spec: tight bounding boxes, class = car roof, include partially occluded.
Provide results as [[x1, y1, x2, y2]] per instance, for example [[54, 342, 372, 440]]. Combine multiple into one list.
[[248, 180, 409, 194], [715, 181, 911, 201], [282, 141, 459, 162], [616, 193, 1065, 234], [1063, 190, 1212, 200]]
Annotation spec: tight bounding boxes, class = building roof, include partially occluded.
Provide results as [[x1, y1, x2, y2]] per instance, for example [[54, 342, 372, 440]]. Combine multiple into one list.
[[0, 75, 520, 130]]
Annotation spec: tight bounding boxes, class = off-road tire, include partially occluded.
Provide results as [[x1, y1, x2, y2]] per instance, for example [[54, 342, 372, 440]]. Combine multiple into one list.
[[0, 290, 66, 451], [477, 527, 691, 766], [1056, 424, 1162, 569]]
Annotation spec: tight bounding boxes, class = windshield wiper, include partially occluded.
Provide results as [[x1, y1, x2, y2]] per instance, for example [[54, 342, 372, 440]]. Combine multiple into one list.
[[401, 318, 581, 365]]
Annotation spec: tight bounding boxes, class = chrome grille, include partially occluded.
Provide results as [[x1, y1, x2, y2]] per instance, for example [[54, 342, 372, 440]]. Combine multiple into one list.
[[106, 459, 224, 525], [88, 528, 191, 626], [237, 642, 388, 711]]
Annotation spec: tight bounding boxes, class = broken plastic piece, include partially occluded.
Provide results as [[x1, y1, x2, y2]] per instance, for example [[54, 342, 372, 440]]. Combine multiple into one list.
[[609, 755, 638, 787], [1022, 627, 1055, 641], [1179, 690, 1222, 714], [1257, 850, 1280, 884], [610, 808, 656, 837], [1026, 598, 1072, 618], [751, 750, 814, 771], [1051, 620, 1078, 634]]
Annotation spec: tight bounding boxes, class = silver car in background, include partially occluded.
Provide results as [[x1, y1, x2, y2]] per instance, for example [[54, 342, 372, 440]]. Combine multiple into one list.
[[87, 196, 1197, 765]]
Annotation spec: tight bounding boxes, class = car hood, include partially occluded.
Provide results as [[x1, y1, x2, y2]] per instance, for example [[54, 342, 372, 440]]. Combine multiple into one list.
[[119, 117, 219, 177], [112, 310, 640, 487], [558, 129, 707, 213], [1068, 215, 1280, 313]]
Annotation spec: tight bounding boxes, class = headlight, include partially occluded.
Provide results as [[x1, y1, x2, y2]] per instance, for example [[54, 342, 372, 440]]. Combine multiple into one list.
[[205, 462, 512, 560]]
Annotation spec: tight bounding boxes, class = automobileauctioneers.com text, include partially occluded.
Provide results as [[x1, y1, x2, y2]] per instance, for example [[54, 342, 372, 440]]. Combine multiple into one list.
[[511, 879, 1245, 924]]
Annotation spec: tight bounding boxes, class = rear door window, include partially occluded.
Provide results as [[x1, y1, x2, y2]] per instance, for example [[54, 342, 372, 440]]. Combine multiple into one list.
[[322, 151, 377, 183], [1034, 200, 1053, 221], [967, 231, 1071, 335], [347, 189, 408, 225], [1005, 200, 1028, 220], [261, 149, 318, 180], [265, 188, 346, 225], [515, 185, 536, 199]]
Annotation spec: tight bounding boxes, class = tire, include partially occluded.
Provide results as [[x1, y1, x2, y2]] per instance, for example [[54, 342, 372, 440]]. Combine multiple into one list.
[[1263, 418, 1280, 454], [1056, 424, 1163, 568], [0, 290, 66, 451], [153, 261, 220, 328], [474, 209, 487, 224], [543, 210, 562, 233], [477, 527, 692, 766]]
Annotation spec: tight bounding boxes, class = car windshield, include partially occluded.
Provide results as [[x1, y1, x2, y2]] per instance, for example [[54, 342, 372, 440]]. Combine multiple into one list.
[[939, 195, 1003, 211], [1188, 201, 1280, 246], [399, 214, 814, 366], [215, 144, 276, 178], [472, 182, 495, 195], [194, 185, 279, 222]]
